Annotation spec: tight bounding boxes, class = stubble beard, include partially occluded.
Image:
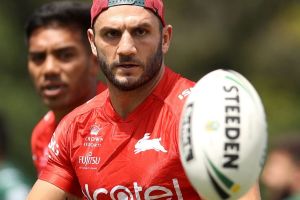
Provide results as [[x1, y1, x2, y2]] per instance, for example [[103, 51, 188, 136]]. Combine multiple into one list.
[[96, 39, 163, 91]]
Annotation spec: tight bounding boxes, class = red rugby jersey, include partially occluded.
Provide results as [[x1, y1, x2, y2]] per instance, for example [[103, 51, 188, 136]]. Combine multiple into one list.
[[40, 67, 201, 199], [31, 82, 106, 174]]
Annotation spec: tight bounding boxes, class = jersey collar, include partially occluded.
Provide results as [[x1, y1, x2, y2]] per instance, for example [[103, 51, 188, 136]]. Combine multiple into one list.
[[103, 66, 179, 123]]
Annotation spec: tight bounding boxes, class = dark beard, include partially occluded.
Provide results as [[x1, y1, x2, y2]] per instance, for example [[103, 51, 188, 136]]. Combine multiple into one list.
[[97, 39, 163, 91]]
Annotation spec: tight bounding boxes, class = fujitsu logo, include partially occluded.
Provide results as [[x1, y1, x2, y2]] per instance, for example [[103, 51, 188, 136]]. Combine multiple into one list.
[[79, 152, 101, 166], [82, 178, 183, 200], [134, 133, 167, 154]]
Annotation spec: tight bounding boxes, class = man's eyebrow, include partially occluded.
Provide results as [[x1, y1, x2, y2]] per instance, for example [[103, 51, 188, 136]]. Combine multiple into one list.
[[53, 46, 76, 52], [137, 22, 152, 28], [29, 46, 76, 53], [99, 26, 119, 31], [28, 50, 45, 55], [99, 22, 153, 30]]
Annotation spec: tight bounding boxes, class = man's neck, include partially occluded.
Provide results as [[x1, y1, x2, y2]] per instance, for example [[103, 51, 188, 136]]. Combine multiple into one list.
[[108, 66, 165, 119]]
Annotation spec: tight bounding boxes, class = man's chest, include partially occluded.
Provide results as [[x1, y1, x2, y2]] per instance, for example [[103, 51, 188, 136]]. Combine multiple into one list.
[[69, 121, 186, 199]]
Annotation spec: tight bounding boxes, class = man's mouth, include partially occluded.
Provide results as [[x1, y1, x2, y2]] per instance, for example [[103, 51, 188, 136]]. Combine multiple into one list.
[[41, 83, 67, 98], [117, 63, 139, 68]]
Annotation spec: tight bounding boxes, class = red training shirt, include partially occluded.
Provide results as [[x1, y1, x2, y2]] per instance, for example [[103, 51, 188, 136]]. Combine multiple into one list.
[[40, 67, 202, 199]]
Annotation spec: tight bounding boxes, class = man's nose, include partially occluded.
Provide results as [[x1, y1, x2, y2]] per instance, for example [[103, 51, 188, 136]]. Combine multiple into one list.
[[116, 31, 137, 57], [42, 56, 61, 80], [43, 56, 60, 74]]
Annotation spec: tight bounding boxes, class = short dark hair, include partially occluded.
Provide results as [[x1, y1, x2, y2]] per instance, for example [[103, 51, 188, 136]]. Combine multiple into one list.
[[0, 113, 8, 157], [25, 1, 91, 47]]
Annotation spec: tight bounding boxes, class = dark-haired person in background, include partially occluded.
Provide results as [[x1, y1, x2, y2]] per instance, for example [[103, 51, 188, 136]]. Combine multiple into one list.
[[261, 134, 300, 200], [0, 113, 30, 200], [25, 1, 106, 175]]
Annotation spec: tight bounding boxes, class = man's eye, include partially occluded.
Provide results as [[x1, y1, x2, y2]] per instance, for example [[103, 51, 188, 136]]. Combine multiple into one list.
[[29, 53, 46, 64], [56, 51, 75, 62], [106, 30, 121, 38], [134, 28, 147, 37]]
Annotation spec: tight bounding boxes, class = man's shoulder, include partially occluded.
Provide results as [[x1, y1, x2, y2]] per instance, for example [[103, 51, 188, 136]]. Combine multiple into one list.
[[161, 68, 195, 116], [34, 111, 55, 127], [164, 66, 195, 93], [32, 111, 56, 138]]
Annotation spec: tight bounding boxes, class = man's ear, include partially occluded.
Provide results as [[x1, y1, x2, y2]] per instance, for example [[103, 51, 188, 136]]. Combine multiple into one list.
[[87, 28, 98, 56], [162, 25, 173, 54]]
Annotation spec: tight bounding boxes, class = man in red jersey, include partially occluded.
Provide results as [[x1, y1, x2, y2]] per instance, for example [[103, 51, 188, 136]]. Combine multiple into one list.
[[27, 0, 260, 199], [25, 1, 106, 175]]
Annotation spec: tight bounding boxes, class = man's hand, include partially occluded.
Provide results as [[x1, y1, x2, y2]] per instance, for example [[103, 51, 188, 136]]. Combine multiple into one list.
[[238, 184, 261, 200]]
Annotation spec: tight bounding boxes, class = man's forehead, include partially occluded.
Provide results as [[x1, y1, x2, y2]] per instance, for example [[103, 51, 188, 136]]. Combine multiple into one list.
[[29, 28, 83, 49]]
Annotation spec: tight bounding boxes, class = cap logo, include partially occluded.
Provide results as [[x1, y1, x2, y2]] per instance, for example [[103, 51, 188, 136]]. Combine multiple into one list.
[[108, 0, 145, 7]]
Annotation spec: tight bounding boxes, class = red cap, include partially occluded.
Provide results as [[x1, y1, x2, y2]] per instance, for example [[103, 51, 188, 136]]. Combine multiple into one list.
[[91, 0, 165, 27]]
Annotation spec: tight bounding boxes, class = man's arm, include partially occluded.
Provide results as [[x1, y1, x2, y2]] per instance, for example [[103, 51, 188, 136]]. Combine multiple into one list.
[[26, 179, 80, 200], [238, 183, 261, 200]]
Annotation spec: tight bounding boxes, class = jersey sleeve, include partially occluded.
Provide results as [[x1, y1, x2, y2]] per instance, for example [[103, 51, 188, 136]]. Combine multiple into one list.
[[31, 111, 56, 175], [31, 125, 40, 174], [38, 118, 82, 197]]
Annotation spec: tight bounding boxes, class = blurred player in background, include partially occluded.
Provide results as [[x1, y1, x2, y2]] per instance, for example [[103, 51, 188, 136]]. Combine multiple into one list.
[[27, 0, 260, 199], [261, 134, 300, 200], [0, 113, 30, 200], [25, 1, 106, 174]]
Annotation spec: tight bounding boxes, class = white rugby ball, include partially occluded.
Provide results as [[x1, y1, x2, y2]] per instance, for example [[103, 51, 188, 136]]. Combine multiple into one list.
[[179, 69, 267, 200]]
